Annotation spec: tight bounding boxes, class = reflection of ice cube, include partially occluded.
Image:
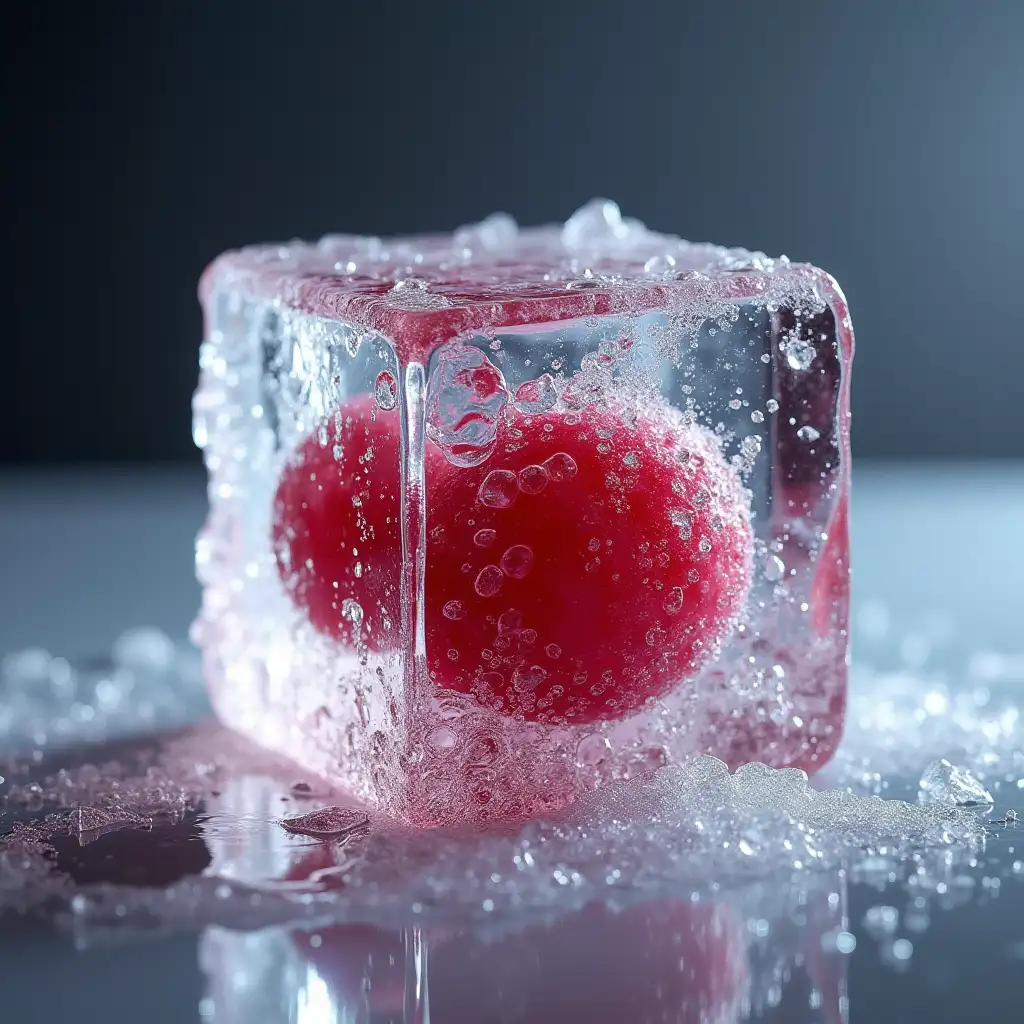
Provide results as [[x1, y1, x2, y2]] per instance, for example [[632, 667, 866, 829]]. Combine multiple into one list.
[[918, 758, 993, 807]]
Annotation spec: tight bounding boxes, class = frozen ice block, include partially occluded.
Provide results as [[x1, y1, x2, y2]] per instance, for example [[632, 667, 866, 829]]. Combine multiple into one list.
[[193, 200, 853, 826]]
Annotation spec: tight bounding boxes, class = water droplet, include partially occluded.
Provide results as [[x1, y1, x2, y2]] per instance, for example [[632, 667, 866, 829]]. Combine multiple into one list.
[[797, 425, 820, 442], [374, 370, 398, 410], [500, 544, 534, 579], [587, 537, 601, 552], [514, 374, 558, 414], [478, 470, 519, 509], [474, 565, 504, 597], [545, 643, 562, 659], [543, 452, 578, 481], [517, 465, 549, 495], [664, 586, 685, 614], [426, 344, 508, 467], [443, 600, 467, 621]]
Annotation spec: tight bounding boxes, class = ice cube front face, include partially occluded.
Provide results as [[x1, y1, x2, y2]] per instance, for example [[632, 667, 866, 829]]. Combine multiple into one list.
[[194, 201, 853, 826]]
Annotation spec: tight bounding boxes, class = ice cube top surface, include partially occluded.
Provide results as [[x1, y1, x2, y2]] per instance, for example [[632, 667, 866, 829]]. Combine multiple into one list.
[[202, 199, 837, 364]]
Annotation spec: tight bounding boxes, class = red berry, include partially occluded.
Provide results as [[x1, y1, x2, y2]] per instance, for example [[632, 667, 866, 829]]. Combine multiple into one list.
[[273, 397, 753, 725], [427, 403, 752, 724], [272, 397, 402, 650]]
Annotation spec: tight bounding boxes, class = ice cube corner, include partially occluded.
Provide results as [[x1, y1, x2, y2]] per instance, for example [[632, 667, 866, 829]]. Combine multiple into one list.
[[193, 199, 853, 826]]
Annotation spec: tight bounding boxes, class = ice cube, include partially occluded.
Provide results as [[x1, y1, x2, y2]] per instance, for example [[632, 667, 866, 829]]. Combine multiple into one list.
[[194, 201, 853, 826], [918, 758, 993, 807]]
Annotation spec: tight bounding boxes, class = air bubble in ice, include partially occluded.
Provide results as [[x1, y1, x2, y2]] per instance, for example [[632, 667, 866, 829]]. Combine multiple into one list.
[[374, 370, 398, 411], [512, 664, 547, 690], [474, 566, 504, 597], [111, 627, 176, 675], [782, 335, 816, 371], [514, 375, 558, 414], [478, 470, 519, 509], [797, 425, 820, 442], [542, 452, 578, 481], [517, 465, 549, 495], [918, 759, 993, 807], [500, 544, 534, 579], [427, 344, 508, 467]]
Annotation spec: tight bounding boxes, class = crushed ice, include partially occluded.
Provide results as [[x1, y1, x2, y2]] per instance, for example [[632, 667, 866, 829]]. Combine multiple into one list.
[[1, 611, 1021, 951]]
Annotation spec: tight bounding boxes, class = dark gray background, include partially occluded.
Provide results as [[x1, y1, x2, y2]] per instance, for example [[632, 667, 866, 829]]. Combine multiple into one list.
[[4, 0, 1023, 463]]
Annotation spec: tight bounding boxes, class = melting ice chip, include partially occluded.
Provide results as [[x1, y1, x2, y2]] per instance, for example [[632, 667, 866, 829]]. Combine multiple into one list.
[[918, 758, 993, 807]]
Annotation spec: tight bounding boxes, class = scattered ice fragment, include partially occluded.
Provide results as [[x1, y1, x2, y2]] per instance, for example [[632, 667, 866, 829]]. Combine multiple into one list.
[[112, 627, 177, 674], [643, 253, 677, 275], [453, 212, 518, 254], [279, 806, 369, 838], [918, 759, 993, 807], [796, 425, 820, 443], [561, 198, 632, 250], [764, 554, 786, 582]]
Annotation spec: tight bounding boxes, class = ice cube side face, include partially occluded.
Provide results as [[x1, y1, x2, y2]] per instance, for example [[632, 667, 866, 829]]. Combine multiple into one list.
[[194, 207, 853, 826]]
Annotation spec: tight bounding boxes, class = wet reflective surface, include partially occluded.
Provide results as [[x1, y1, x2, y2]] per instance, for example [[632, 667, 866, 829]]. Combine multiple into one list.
[[1, 465, 1023, 1023]]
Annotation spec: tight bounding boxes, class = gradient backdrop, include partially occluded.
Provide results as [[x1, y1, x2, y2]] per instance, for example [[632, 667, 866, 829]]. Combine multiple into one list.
[[4, 0, 1023, 463]]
